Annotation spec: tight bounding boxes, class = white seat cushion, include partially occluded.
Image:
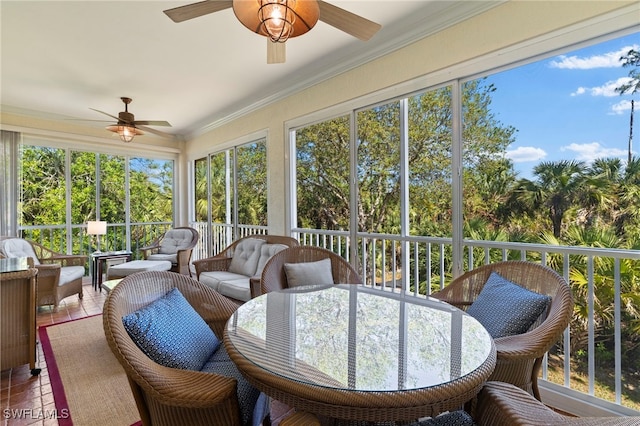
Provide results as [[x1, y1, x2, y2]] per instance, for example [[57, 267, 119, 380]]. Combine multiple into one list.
[[147, 253, 178, 263], [216, 277, 252, 302], [199, 271, 249, 292], [108, 260, 172, 277], [59, 265, 85, 285]]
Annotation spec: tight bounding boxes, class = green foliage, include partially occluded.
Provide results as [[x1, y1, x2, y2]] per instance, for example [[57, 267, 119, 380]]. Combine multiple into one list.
[[615, 49, 640, 95], [20, 146, 173, 254]]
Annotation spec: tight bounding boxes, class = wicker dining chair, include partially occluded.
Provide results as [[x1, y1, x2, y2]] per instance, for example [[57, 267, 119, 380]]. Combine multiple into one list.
[[259, 245, 362, 296], [432, 261, 574, 401], [277, 410, 475, 426], [476, 381, 640, 426], [103, 271, 269, 426]]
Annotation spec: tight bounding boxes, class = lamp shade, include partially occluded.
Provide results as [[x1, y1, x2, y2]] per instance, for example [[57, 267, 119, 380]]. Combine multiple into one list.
[[87, 221, 107, 236]]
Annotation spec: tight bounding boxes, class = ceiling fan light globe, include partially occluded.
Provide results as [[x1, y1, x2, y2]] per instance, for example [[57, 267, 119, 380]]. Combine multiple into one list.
[[119, 125, 136, 143], [259, 0, 295, 42], [106, 124, 144, 143], [234, 0, 318, 41]]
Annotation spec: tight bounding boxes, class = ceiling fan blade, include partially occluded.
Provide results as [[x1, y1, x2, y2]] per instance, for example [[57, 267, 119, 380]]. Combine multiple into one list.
[[67, 118, 112, 123], [317, 0, 381, 41], [133, 120, 172, 127], [163, 0, 233, 23], [136, 124, 174, 139], [267, 40, 286, 64], [89, 108, 123, 122]]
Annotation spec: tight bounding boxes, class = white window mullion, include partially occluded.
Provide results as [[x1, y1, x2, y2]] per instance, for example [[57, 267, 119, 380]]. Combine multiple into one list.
[[399, 98, 410, 292], [451, 81, 463, 279]]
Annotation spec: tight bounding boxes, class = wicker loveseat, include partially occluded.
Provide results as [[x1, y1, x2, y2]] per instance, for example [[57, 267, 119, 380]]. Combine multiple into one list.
[[0, 236, 85, 312], [432, 261, 574, 400], [194, 235, 299, 303]]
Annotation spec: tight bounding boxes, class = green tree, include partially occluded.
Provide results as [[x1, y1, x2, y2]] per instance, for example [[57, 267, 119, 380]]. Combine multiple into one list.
[[508, 160, 586, 238], [615, 49, 640, 95]]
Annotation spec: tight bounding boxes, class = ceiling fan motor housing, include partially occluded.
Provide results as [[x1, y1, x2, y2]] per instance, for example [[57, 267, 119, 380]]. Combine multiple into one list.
[[118, 111, 135, 124]]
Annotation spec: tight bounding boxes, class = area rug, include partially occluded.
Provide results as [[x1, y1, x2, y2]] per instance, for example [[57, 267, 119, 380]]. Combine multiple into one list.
[[39, 315, 140, 426]]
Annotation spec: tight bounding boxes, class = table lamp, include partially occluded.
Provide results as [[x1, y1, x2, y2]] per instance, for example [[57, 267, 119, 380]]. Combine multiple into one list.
[[87, 220, 107, 253]]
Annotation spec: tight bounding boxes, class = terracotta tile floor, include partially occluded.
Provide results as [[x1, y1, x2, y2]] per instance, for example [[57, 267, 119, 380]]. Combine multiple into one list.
[[1, 278, 107, 426], [1, 277, 293, 426]]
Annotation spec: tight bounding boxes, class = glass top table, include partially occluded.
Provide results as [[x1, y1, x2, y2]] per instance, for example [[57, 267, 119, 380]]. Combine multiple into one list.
[[224, 284, 496, 423], [0, 257, 30, 273]]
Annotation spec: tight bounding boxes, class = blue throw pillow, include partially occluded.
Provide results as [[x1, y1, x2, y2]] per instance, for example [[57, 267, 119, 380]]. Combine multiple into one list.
[[122, 287, 220, 371], [466, 271, 551, 339]]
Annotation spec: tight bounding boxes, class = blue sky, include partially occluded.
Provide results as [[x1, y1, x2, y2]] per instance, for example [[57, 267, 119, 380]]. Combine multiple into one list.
[[485, 32, 639, 180]]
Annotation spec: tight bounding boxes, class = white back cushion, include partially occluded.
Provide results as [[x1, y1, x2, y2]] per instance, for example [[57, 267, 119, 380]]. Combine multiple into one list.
[[0, 238, 40, 265], [255, 244, 288, 276], [228, 238, 265, 277], [159, 229, 194, 254], [283, 258, 334, 288]]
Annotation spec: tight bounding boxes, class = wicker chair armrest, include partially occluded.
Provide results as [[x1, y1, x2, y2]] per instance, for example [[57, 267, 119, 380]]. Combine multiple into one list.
[[34, 263, 61, 277], [430, 296, 473, 310], [278, 412, 322, 426], [139, 243, 160, 251], [193, 257, 233, 277], [34, 263, 61, 270], [40, 254, 87, 267], [493, 324, 561, 360], [476, 381, 565, 425], [249, 276, 261, 299], [139, 244, 161, 259], [139, 364, 238, 408], [176, 248, 193, 263]]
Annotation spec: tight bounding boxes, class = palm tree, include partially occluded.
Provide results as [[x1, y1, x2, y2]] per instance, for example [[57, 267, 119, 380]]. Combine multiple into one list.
[[509, 160, 586, 238]]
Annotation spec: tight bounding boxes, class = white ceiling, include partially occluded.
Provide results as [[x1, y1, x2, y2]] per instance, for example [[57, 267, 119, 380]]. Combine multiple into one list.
[[1, 1, 497, 142]]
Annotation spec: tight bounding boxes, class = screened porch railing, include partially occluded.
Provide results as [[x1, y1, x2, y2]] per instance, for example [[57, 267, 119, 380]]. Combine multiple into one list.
[[17, 222, 640, 414]]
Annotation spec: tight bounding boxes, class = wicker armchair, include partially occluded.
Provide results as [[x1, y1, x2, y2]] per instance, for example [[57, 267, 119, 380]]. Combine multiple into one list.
[[140, 227, 199, 276], [0, 237, 85, 312], [476, 381, 640, 426], [432, 261, 573, 400], [103, 271, 268, 426], [259, 246, 362, 295], [194, 235, 300, 301]]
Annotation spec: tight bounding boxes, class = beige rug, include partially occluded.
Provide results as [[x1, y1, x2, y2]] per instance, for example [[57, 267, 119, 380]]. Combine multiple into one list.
[[39, 315, 140, 426]]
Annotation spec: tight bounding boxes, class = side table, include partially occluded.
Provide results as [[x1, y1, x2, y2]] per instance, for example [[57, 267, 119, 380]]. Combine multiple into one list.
[[91, 251, 132, 291], [1, 258, 40, 375]]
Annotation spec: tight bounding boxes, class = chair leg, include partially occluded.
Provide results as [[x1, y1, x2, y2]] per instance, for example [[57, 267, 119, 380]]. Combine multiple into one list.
[[532, 357, 543, 401]]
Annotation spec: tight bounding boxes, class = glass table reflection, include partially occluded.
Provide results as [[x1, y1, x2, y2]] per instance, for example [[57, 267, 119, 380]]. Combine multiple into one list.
[[224, 284, 496, 423]]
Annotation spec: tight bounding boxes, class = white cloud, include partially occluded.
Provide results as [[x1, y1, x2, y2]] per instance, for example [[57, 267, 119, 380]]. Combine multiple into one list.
[[610, 99, 633, 115], [505, 146, 547, 163], [561, 142, 627, 162], [549, 45, 639, 69], [571, 77, 632, 97]]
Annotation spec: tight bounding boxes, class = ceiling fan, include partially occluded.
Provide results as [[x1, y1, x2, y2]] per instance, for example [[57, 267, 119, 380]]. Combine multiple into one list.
[[163, 0, 382, 64], [89, 97, 172, 142]]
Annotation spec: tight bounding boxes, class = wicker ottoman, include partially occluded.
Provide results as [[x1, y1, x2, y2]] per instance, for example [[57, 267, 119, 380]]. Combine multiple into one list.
[[107, 260, 172, 279]]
